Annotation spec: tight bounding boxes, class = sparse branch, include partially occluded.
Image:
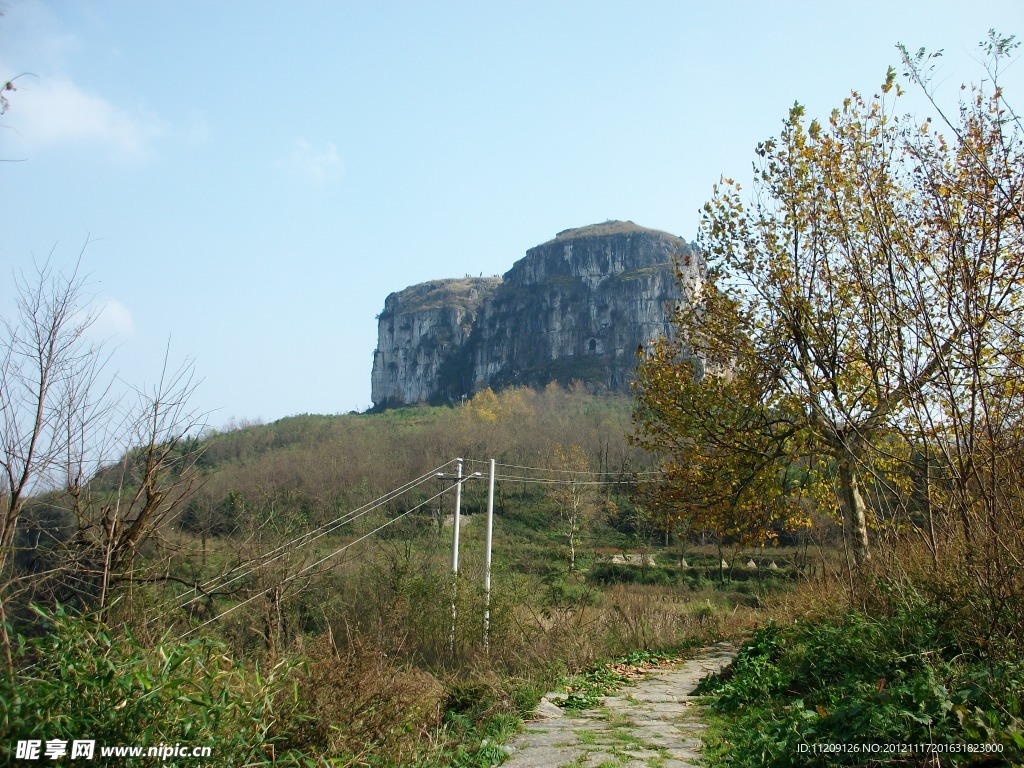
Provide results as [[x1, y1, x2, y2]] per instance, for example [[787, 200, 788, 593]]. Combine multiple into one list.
[[1, 254, 206, 650]]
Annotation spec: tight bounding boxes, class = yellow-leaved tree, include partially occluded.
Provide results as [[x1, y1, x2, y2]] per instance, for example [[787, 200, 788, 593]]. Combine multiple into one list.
[[635, 35, 1024, 568], [632, 295, 812, 559], [546, 444, 600, 572]]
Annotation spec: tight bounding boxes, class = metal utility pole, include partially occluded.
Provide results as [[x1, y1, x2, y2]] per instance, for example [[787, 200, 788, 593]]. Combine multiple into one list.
[[482, 458, 495, 652]]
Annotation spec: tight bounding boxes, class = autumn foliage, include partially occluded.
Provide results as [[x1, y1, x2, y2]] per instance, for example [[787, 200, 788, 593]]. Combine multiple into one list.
[[634, 34, 1024, 578]]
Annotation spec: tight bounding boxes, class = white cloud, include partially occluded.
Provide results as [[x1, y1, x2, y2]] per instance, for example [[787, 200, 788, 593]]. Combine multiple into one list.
[[88, 299, 137, 341], [6, 75, 166, 161], [283, 138, 343, 183]]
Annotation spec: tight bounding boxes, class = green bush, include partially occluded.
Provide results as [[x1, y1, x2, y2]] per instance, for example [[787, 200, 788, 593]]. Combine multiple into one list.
[[0, 606, 296, 767], [586, 562, 675, 586], [698, 607, 1024, 767]]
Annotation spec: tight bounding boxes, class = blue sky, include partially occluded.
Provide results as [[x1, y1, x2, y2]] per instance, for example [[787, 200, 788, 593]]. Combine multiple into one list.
[[2, 1, 1021, 426]]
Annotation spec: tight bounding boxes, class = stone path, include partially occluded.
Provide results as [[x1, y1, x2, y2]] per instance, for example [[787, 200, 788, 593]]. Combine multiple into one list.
[[500, 643, 735, 768]]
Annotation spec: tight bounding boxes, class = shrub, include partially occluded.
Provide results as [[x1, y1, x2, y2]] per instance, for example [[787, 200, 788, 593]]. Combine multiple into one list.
[[278, 634, 446, 764], [698, 608, 1024, 767], [0, 605, 292, 766], [586, 562, 675, 586]]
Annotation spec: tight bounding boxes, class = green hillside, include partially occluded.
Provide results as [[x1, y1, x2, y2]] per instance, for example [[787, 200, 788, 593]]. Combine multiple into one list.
[[7, 385, 794, 766]]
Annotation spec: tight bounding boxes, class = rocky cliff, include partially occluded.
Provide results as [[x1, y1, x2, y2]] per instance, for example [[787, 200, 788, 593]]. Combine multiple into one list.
[[370, 221, 701, 408]]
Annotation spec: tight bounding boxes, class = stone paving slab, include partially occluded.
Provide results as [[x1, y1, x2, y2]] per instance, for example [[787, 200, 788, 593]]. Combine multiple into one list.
[[500, 642, 735, 768]]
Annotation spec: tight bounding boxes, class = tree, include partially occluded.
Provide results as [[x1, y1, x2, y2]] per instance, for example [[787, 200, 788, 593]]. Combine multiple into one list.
[[546, 444, 599, 571], [72, 352, 205, 608], [0, 258, 108, 664], [633, 327, 813, 559], [0, 258, 203, 664], [636, 39, 1024, 567]]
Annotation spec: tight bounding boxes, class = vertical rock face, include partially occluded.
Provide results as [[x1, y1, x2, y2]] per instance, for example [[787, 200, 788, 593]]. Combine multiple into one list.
[[370, 221, 701, 407], [370, 278, 501, 408]]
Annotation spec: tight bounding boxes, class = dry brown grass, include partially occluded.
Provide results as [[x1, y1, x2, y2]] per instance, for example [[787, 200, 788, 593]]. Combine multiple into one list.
[[493, 583, 762, 677], [279, 633, 446, 766]]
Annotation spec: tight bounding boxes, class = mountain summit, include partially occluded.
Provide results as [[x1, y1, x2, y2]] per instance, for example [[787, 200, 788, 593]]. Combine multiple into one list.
[[370, 221, 701, 407]]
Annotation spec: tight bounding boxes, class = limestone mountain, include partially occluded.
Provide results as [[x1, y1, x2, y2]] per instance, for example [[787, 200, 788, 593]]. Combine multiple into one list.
[[370, 221, 701, 408]]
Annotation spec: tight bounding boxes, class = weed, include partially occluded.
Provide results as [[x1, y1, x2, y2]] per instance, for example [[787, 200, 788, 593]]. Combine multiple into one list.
[[0, 605, 292, 766], [699, 606, 1024, 767], [557, 649, 680, 711]]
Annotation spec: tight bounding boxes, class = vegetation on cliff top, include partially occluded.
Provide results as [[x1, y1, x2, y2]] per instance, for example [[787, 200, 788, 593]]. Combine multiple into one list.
[[381, 276, 501, 317], [550, 219, 683, 243]]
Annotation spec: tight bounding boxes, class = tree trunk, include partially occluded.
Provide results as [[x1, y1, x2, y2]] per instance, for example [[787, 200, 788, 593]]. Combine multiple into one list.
[[839, 459, 871, 566], [924, 457, 938, 566]]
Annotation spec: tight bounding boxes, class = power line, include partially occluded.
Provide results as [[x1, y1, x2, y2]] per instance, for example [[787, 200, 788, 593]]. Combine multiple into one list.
[[465, 457, 663, 478], [148, 459, 459, 623], [163, 453, 663, 636], [177, 482, 459, 639], [493, 473, 645, 486]]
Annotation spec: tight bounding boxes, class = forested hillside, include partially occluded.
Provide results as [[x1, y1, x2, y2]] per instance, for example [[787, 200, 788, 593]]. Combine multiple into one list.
[[192, 383, 647, 535], [10, 383, 780, 765]]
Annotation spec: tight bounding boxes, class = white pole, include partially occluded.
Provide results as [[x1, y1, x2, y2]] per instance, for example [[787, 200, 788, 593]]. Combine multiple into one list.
[[451, 459, 463, 573], [483, 458, 495, 652], [449, 459, 463, 654]]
